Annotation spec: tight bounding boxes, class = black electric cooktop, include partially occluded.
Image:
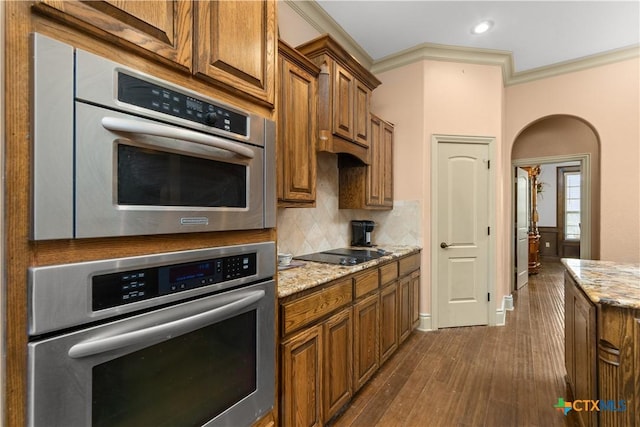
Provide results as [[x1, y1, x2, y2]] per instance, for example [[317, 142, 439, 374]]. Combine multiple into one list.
[[295, 248, 391, 266]]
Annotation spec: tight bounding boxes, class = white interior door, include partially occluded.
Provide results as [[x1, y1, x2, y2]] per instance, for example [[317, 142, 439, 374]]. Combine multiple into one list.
[[436, 141, 490, 328], [516, 168, 529, 289]]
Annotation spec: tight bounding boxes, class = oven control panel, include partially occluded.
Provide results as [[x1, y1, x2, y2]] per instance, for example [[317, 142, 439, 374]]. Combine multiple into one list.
[[117, 72, 248, 136], [92, 253, 257, 311]]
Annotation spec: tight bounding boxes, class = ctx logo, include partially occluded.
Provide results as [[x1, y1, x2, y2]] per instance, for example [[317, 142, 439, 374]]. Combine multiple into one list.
[[554, 398, 627, 415]]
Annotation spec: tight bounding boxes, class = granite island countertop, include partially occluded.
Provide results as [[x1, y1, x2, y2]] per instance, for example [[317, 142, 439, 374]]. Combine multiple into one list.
[[278, 245, 421, 298], [562, 258, 640, 309]]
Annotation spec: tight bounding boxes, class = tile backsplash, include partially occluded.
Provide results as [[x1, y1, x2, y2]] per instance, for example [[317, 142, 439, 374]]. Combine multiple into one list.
[[277, 152, 421, 256]]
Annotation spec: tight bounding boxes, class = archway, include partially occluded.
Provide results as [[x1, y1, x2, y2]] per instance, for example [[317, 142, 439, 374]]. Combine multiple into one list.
[[510, 115, 601, 285]]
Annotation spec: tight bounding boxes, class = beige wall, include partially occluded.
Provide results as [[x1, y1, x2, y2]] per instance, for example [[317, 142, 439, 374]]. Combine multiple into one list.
[[505, 58, 640, 263], [512, 116, 601, 258], [373, 61, 505, 321], [277, 1, 320, 47]]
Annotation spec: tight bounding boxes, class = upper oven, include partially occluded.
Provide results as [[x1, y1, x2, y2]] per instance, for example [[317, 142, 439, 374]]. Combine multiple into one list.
[[30, 33, 276, 240]]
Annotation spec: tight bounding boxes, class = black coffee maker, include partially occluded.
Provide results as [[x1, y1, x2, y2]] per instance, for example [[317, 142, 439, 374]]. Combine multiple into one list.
[[351, 220, 375, 246]]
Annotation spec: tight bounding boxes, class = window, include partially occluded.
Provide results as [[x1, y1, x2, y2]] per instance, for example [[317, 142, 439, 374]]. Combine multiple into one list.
[[564, 172, 581, 240]]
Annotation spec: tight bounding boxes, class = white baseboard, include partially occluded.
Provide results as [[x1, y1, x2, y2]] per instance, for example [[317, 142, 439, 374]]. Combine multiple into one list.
[[495, 294, 514, 326], [416, 313, 432, 331], [421, 295, 512, 330], [504, 294, 514, 311]]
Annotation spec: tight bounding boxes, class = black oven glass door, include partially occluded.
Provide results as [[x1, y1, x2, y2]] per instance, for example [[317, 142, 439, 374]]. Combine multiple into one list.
[[92, 309, 256, 426], [28, 281, 275, 427], [117, 144, 247, 208]]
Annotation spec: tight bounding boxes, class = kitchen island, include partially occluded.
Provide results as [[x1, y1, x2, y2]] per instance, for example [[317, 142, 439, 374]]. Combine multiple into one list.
[[277, 245, 421, 426], [562, 258, 640, 427]]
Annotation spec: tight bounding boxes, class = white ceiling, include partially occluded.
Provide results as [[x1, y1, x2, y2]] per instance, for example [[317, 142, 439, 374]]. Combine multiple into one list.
[[315, 1, 640, 72]]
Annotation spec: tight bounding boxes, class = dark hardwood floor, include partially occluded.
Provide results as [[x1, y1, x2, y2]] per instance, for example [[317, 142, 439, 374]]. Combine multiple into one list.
[[331, 259, 577, 427]]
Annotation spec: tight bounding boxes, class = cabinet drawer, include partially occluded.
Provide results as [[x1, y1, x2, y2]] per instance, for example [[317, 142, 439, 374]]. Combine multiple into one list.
[[281, 278, 352, 336], [354, 269, 379, 299], [399, 253, 420, 276], [379, 262, 398, 286]]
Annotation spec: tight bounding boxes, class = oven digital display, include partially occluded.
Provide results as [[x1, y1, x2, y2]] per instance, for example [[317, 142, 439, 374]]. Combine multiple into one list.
[[170, 261, 214, 282], [117, 72, 248, 136], [186, 97, 203, 113], [92, 254, 257, 311]]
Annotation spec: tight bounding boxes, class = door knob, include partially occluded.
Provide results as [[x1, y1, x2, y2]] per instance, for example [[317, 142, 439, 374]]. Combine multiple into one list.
[[440, 242, 450, 249]]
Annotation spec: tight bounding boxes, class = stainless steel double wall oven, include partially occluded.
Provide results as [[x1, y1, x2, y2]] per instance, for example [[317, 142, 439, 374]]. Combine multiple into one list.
[[28, 34, 278, 427]]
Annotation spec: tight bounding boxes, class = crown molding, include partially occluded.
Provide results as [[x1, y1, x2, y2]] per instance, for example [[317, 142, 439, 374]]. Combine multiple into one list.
[[283, 0, 373, 69], [370, 42, 514, 80], [286, 0, 640, 86], [506, 44, 640, 86]]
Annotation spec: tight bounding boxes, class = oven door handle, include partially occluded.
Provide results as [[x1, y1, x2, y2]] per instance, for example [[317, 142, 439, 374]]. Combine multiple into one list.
[[67, 289, 265, 359], [101, 116, 255, 159]]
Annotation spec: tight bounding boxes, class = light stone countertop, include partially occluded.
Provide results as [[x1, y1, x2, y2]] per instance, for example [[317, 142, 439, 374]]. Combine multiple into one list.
[[562, 258, 640, 309], [277, 245, 421, 298]]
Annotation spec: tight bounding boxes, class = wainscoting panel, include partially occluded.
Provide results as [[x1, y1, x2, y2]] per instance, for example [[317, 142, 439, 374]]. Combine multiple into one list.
[[538, 226, 559, 258]]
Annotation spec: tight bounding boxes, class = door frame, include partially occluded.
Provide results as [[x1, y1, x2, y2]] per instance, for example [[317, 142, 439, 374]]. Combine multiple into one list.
[[511, 154, 592, 291], [430, 134, 497, 329]]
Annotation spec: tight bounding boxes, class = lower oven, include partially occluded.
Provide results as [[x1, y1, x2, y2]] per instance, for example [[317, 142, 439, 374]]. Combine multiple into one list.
[[27, 242, 275, 427]]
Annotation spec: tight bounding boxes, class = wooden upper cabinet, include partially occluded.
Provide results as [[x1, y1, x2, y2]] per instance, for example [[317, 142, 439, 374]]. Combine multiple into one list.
[[33, 0, 277, 108], [366, 115, 383, 205], [193, 0, 276, 107], [33, 0, 192, 69], [339, 114, 394, 210], [332, 64, 355, 142], [381, 120, 394, 207], [277, 40, 319, 207], [354, 80, 371, 148], [297, 34, 380, 164]]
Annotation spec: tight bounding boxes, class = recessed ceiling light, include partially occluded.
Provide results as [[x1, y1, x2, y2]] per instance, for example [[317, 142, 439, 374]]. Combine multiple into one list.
[[472, 20, 493, 35]]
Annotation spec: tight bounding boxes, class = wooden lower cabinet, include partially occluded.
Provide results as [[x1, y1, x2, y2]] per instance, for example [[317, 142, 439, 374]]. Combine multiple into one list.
[[564, 271, 640, 426], [565, 273, 597, 427], [281, 325, 323, 427], [323, 308, 353, 420], [398, 275, 412, 344], [410, 271, 421, 329], [380, 281, 399, 364], [353, 293, 380, 392], [280, 252, 421, 425]]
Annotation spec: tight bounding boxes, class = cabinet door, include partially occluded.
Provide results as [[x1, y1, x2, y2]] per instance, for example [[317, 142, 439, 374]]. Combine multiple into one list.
[[323, 308, 353, 421], [564, 277, 597, 427], [34, 0, 192, 69], [573, 287, 597, 427], [366, 115, 383, 206], [381, 121, 394, 207], [398, 275, 412, 344], [353, 293, 380, 391], [564, 280, 575, 396], [380, 282, 398, 364], [353, 80, 371, 148], [193, 0, 276, 107], [332, 63, 355, 141], [278, 56, 317, 205], [281, 325, 323, 427], [410, 271, 420, 329]]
